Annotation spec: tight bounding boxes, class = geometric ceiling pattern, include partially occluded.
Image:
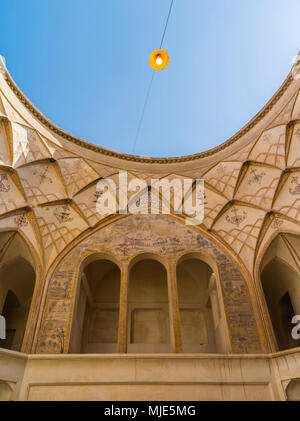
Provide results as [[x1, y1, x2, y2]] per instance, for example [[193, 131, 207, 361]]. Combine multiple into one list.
[[0, 56, 300, 274]]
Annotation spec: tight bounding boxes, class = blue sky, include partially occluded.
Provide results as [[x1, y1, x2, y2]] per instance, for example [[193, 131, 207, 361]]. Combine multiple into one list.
[[1, 0, 300, 157]]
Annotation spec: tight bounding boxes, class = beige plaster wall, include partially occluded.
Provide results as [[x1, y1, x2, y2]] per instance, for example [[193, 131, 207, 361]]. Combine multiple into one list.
[[0, 348, 27, 400], [1, 348, 300, 401]]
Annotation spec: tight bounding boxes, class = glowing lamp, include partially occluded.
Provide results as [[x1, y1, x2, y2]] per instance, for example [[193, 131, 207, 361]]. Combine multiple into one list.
[[149, 49, 169, 70]]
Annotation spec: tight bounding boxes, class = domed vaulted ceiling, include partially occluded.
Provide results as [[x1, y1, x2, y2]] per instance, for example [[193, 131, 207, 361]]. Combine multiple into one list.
[[0, 55, 300, 276]]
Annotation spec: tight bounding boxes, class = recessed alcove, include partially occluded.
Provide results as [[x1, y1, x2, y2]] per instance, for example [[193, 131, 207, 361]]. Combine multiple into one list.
[[176, 256, 227, 353], [127, 258, 170, 353], [261, 233, 300, 351], [70, 257, 121, 354], [0, 232, 35, 352]]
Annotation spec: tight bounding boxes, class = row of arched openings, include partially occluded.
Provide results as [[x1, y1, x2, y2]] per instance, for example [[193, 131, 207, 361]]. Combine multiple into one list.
[[0, 231, 300, 355], [69, 254, 226, 354]]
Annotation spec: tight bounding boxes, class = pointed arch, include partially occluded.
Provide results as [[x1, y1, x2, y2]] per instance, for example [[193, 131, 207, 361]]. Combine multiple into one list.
[[0, 231, 36, 351], [260, 232, 300, 351]]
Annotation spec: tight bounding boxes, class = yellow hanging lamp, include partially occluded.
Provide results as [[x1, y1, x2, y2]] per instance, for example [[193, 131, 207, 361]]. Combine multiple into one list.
[[149, 49, 169, 70]]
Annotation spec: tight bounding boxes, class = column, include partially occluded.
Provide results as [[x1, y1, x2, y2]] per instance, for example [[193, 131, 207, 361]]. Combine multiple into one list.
[[117, 265, 129, 353], [167, 260, 182, 353], [208, 273, 220, 329]]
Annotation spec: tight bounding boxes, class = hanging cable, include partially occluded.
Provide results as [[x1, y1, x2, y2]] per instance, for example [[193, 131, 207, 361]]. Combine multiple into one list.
[[132, 70, 155, 154], [131, 0, 174, 153], [160, 0, 174, 49]]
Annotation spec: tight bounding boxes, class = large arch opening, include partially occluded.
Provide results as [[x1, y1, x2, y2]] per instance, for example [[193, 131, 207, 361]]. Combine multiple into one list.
[[70, 256, 121, 353], [0, 232, 35, 352], [176, 255, 227, 353], [127, 257, 170, 353], [261, 233, 300, 351]]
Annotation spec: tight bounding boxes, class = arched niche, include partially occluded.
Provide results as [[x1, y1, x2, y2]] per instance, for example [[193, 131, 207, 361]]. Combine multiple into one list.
[[286, 378, 300, 401], [261, 233, 300, 351], [0, 231, 35, 352], [176, 253, 228, 353], [69, 254, 121, 353], [127, 255, 170, 353]]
